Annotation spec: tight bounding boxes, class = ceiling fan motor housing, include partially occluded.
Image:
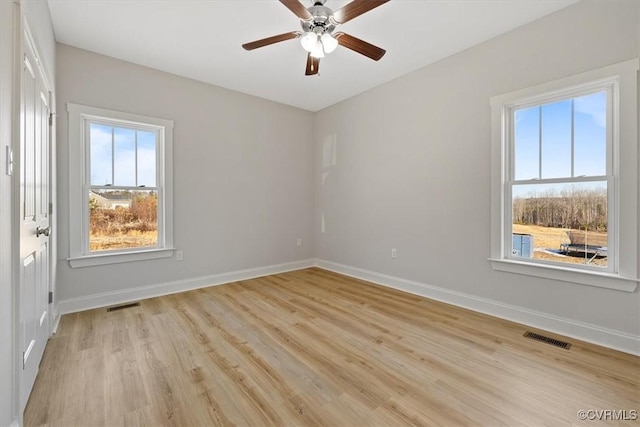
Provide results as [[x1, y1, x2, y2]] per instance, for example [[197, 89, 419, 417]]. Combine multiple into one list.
[[301, 5, 335, 35]]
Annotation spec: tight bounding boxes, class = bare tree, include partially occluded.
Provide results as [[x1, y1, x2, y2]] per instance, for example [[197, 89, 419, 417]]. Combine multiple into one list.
[[513, 187, 607, 231]]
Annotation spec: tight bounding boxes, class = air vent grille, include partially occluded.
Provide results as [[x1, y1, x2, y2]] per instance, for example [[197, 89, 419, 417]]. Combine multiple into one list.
[[523, 331, 571, 349], [106, 302, 140, 312]]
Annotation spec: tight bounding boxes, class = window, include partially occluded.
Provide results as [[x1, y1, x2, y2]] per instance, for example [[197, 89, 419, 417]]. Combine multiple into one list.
[[67, 104, 174, 267], [490, 60, 639, 291], [510, 89, 611, 269]]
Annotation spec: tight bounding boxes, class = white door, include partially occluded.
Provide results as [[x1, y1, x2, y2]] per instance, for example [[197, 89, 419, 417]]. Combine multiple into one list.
[[19, 32, 51, 411]]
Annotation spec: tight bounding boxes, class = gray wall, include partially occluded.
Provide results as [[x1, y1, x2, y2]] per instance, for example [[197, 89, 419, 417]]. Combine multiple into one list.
[[314, 0, 640, 336], [56, 44, 315, 302], [1, 1, 56, 425]]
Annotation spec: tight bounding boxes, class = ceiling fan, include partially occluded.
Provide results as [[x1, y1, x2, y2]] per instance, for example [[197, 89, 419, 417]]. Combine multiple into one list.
[[242, 0, 390, 76]]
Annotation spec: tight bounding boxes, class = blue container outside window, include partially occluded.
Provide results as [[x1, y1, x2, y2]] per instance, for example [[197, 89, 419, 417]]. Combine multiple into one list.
[[512, 233, 534, 258]]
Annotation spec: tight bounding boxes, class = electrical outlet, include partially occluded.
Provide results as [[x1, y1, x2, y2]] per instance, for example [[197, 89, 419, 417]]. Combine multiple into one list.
[[391, 248, 397, 259], [175, 250, 183, 261], [297, 238, 302, 247]]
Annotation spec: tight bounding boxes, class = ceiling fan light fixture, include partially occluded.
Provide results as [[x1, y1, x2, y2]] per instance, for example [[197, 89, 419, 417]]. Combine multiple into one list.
[[320, 33, 338, 53], [300, 32, 318, 52], [310, 41, 325, 58]]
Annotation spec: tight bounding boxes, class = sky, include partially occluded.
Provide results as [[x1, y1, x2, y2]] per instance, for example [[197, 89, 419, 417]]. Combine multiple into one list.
[[90, 123, 157, 187], [512, 91, 606, 198]]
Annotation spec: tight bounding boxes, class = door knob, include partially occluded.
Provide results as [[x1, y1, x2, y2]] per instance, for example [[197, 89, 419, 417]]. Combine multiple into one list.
[[36, 226, 51, 237]]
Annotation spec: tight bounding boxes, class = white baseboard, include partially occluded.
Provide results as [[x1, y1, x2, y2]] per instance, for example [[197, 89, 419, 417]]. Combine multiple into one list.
[[57, 259, 315, 315], [314, 259, 640, 356]]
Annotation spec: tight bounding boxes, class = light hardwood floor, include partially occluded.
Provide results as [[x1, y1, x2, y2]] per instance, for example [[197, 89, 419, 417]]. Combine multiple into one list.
[[25, 268, 639, 426]]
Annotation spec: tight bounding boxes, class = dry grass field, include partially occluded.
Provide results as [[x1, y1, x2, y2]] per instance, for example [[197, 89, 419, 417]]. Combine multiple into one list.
[[90, 230, 157, 252], [512, 224, 607, 267]]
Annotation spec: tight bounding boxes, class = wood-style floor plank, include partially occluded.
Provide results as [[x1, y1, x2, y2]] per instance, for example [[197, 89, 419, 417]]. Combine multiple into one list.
[[25, 268, 639, 426]]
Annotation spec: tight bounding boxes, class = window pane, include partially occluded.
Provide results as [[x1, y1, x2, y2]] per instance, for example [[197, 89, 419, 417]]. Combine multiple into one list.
[[137, 130, 156, 187], [511, 181, 607, 268], [89, 189, 158, 252], [514, 106, 539, 180], [89, 123, 112, 185], [541, 100, 571, 179], [574, 91, 606, 177], [114, 127, 136, 186]]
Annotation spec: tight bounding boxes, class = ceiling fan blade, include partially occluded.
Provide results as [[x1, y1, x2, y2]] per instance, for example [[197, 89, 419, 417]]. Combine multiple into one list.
[[242, 32, 300, 50], [335, 32, 386, 61], [305, 53, 320, 75], [280, 0, 312, 20], [331, 0, 390, 24]]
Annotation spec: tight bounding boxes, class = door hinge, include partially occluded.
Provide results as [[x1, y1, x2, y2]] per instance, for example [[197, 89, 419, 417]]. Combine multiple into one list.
[[49, 202, 53, 215], [48, 291, 53, 304], [49, 113, 53, 127]]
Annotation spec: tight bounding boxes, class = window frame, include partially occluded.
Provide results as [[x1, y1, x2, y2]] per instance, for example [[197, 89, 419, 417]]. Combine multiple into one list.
[[489, 59, 639, 292], [67, 103, 174, 268]]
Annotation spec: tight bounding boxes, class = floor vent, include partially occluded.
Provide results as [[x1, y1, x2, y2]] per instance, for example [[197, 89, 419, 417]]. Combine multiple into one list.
[[106, 302, 141, 312], [523, 331, 571, 349]]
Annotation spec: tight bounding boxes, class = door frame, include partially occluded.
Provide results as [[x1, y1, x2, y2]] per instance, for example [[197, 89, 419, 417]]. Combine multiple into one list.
[[9, 1, 22, 423]]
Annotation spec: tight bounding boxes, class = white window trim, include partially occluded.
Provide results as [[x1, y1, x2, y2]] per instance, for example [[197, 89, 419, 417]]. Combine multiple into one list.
[[67, 103, 174, 268], [489, 59, 639, 292]]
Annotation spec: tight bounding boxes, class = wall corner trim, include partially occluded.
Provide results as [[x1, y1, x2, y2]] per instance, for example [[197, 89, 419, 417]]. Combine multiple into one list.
[[313, 259, 640, 356], [51, 309, 61, 335], [57, 259, 315, 315]]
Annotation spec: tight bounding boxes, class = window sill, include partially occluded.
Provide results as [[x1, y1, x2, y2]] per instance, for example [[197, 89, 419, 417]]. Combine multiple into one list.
[[68, 248, 174, 268], [489, 258, 638, 292]]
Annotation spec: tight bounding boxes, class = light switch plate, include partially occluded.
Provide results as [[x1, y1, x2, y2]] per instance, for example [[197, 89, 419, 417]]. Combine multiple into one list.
[[6, 146, 13, 176]]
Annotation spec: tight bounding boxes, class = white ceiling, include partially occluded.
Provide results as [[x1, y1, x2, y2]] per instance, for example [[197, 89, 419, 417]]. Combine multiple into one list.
[[47, 0, 579, 112]]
